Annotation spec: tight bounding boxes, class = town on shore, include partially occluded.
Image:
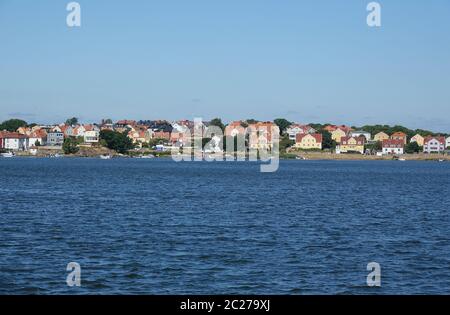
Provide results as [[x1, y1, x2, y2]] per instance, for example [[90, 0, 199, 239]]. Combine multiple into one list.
[[0, 117, 449, 160]]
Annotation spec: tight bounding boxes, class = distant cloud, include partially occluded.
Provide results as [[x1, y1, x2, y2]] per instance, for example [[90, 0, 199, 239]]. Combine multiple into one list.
[[8, 112, 36, 119]]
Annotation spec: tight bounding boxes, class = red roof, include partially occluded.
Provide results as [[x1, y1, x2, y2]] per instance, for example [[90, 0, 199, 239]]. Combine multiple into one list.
[[382, 139, 404, 148], [296, 133, 322, 143], [391, 131, 407, 138], [0, 131, 28, 139], [341, 136, 366, 145], [424, 136, 445, 145], [116, 120, 136, 126]]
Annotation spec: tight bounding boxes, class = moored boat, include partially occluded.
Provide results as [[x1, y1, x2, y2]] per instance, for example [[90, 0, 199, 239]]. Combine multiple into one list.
[[1, 152, 14, 158]]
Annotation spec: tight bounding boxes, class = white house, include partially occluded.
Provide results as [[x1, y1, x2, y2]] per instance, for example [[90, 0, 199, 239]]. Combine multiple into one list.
[[350, 130, 372, 141], [423, 136, 446, 153], [84, 130, 100, 144], [28, 129, 47, 146], [446, 136, 450, 149], [286, 124, 316, 141], [382, 139, 404, 155], [0, 132, 29, 151]]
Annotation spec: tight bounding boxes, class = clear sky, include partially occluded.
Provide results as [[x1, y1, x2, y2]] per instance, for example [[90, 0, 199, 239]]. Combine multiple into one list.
[[0, 0, 449, 131]]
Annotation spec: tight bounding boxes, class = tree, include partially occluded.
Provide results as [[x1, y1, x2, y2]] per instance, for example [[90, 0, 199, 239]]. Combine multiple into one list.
[[320, 130, 336, 150], [405, 141, 420, 154], [279, 134, 294, 152], [65, 117, 78, 126], [209, 118, 225, 132], [0, 119, 27, 132], [274, 118, 291, 135], [100, 130, 135, 154], [245, 119, 258, 125], [62, 137, 79, 154]]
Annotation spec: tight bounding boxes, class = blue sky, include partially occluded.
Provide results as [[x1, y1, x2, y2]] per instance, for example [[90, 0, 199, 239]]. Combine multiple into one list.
[[0, 0, 449, 131]]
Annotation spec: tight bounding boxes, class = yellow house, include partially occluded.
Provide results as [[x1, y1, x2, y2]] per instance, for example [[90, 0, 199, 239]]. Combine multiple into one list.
[[331, 128, 348, 143], [295, 133, 323, 150], [410, 134, 425, 146], [374, 132, 389, 142], [339, 136, 365, 154]]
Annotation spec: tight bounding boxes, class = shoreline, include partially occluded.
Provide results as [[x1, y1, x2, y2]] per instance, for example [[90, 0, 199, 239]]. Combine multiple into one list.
[[4, 151, 449, 162]]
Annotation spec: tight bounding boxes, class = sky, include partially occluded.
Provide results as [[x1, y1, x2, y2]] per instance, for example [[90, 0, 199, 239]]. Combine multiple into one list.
[[0, 0, 449, 131]]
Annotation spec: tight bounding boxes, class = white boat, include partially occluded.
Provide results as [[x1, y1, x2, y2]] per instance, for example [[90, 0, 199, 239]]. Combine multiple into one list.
[[398, 158, 406, 161], [140, 154, 154, 159], [100, 155, 112, 160], [1, 152, 14, 158]]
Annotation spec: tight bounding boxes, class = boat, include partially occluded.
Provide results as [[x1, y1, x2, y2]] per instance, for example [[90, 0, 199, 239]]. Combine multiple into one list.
[[296, 156, 307, 160], [439, 159, 445, 162], [398, 158, 406, 161], [1, 152, 14, 158], [100, 155, 112, 160], [140, 154, 154, 159]]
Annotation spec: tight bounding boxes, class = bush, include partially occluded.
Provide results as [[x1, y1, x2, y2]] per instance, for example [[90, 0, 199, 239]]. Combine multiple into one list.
[[62, 137, 79, 154]]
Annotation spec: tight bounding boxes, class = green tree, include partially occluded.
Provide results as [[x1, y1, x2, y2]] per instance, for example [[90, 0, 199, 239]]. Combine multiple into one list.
[[320, 130, 336, 150], [62, 137, 79, 154], [209, 118, 225, 132], [100, 130, 135, 154], [279, 134, 294, 152], [65, 117, 78, 126], [274, 118, 291, 135], [405, 141, 420, 154], [0, 119, 28, 132]]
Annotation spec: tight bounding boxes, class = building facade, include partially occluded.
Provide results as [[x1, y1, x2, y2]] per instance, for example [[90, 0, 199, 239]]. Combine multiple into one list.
[[382, 139, 404, 155]]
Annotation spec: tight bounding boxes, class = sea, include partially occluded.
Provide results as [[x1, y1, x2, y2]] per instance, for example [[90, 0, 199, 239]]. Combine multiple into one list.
[[0, 158, 449, 294]]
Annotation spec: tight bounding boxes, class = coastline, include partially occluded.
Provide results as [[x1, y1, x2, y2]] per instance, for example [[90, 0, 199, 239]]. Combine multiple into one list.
[[6, 149, 450, 162]]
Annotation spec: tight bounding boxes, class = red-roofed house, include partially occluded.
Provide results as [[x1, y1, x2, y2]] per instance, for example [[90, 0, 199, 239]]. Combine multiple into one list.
[[423, 136, 446, 153], [0, 131, 29, 151], [286, 124, 316, 141], [382, 139, 404, 155], [338, 136, 366, 154], [28, 129, 47, 146], [295, 133, 323, 150], [390, 131, 408, 144], [248, 122, 279, 150]]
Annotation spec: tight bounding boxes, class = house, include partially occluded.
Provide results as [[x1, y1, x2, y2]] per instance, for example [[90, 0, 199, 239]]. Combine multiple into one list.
[[128, 127, 153, 145], [47, 132, 64, 146], [390, 131, 408, 144], [331, 127, 351, 144], [247, 122, 279, 150], [423, 136, 446, 153], [373, 132, 390, 142], [28, 129, 47, 146], [410, 134, 425, 147], [72, 125, 86, 137], [446, 136, 450, 149], [350, 130, 371, 141], [115, 120, 137, 129], [17, 126, 32, 135], [382, 139, 404, 155], [324, 125, 352, 133], [153, 131, 171, 140], [286, 124, 316, 141], [338, 136, 366, 154], [84, 130, 100, 144], [295, 133, 322, 150], [225, 121, 246, 137], [0, 131, 29, 151]]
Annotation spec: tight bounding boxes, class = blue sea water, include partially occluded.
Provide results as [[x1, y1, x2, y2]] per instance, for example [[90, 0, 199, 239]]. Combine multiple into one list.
[[0, 158, 449, 295]]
